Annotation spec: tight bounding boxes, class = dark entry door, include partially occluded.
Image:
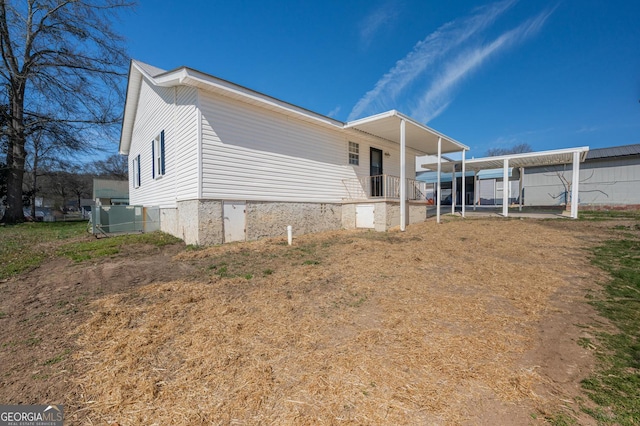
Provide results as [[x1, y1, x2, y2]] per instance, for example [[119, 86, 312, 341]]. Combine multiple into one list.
[[370, 147, 383, 197]]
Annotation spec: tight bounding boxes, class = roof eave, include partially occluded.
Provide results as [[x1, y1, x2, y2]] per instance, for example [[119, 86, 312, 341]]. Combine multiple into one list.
[[118, 61, 141, 155]]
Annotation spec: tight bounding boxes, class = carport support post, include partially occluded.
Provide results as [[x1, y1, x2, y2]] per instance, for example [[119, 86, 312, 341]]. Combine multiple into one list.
[[519, 167, 524, 212], [400, 118, 406, 231], [473, 171, 478, 211], [461, 149, 466, 217], [502, 158, 509, 217], [571, 150, 580, 219], [436, 137, 442, 224], [451, 164, 456, 214]]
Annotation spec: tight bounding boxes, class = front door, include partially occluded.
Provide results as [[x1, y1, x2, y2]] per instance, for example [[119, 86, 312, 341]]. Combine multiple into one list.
[[370, 147, 383, 197]]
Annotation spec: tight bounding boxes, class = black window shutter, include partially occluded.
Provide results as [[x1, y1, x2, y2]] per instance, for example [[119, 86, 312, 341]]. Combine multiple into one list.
[[137, 154, 141, 187], [160, 130, 166, 175], [151, 139, 155, 179]]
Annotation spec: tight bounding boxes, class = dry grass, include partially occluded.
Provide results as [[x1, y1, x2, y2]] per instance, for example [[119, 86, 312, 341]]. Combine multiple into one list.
[[72, 218, 594, 424]]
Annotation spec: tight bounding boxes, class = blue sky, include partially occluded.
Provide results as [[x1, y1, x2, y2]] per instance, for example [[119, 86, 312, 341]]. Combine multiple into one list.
[[116, 0, 640, 156]]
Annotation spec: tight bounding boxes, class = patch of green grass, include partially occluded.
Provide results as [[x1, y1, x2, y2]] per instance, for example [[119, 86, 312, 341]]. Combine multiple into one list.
[[333, 291, 368, 309], [581, 224, 640, 425], [31, 373, 50, 380], [24, 337, 41, 347], [579, 209, 640, 221], [208, 262, 253, 280], [185, 244, 204, 251], [0, 221, 88, 279], [577, 337, 596, 350], [42, 349, 71, 366], [58, 231, 182, 262], [546, 413, 578, 426], [302, 259, 320, 265], [0, 311, 6, 319], [263, 269, 274, 276]]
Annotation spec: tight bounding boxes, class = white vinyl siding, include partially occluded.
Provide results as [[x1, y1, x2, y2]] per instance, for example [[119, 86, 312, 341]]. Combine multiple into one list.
[[198, 89, 420, 203], [128, 79, 198, 207], [200, 91, 356, 202]]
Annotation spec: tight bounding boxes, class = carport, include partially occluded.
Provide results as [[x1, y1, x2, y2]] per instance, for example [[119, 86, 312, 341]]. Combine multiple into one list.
[[421, 147, 590, 220]]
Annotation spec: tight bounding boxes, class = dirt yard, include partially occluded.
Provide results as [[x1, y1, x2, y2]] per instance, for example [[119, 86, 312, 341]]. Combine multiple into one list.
[[0, 217, 620, 424]]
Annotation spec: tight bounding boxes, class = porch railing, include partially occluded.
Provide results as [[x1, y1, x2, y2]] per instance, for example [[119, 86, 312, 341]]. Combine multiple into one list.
[[342, 174, 431, 201]]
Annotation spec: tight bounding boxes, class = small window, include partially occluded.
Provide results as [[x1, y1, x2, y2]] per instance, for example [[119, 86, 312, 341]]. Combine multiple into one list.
[[133, 154, 141, 188], [152, 130, 165, 179], [349, 141, 359, 165]]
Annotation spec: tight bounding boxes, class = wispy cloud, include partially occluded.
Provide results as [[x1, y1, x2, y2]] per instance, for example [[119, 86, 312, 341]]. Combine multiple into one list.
[[348, 0, 555, 123], [359, 2, 400, 47], [412, 8, 554, 122], [348, 0, 517, 121], [327, 105, 341, 118], [577, 125, 599, 133]]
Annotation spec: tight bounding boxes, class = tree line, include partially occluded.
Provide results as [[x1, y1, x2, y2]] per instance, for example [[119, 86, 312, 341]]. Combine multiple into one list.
[[1, 153, 127, 219]]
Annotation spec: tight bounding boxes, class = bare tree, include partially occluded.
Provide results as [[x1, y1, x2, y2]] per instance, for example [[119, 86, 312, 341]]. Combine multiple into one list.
[[25, 120, 90, 217], [88, 153, 128, 179], [0, 0, 134, 223], [544, 166, 605, 209], [486, 143, 533, 157]]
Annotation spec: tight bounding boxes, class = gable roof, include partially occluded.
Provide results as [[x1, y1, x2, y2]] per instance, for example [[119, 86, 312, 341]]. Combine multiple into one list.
[[119, 60, 467, 155]]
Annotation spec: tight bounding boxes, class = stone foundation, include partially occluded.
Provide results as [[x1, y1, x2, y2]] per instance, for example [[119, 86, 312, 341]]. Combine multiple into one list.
[[246, 201, 341, 241], [342, 201, 427, 231], [160, 199, 428, 246]]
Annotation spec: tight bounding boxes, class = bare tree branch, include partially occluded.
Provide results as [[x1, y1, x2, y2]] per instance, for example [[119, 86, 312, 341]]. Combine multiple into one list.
[[0, 0, 134, 223]]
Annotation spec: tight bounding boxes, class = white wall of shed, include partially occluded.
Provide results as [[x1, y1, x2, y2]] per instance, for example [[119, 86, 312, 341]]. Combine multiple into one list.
[[524, 156, 640, 206]]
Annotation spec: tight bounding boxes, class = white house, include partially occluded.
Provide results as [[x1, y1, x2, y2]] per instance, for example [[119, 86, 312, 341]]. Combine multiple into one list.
[[119, 60, 468, 245]]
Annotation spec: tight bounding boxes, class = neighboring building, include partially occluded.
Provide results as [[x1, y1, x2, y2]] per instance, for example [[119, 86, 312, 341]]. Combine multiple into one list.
[[523, 144, 640, 208], [119, 60, 468, 245], [93, 178, 129, 206]]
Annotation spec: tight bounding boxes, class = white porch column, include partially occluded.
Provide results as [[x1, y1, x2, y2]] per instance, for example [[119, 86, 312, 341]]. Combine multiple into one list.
[[451, 164, 456, 214], [502, 158, 509, 217], [400, 119, 406, 231], [461, 150, 466, 217], [571, 151, 580, 219], [473, 170, 478, 211], [436, 137, 442, 224]]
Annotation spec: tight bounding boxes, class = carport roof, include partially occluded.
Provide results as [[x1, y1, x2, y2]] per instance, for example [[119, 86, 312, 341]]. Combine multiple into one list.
[[420, 146, 590, 172]]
